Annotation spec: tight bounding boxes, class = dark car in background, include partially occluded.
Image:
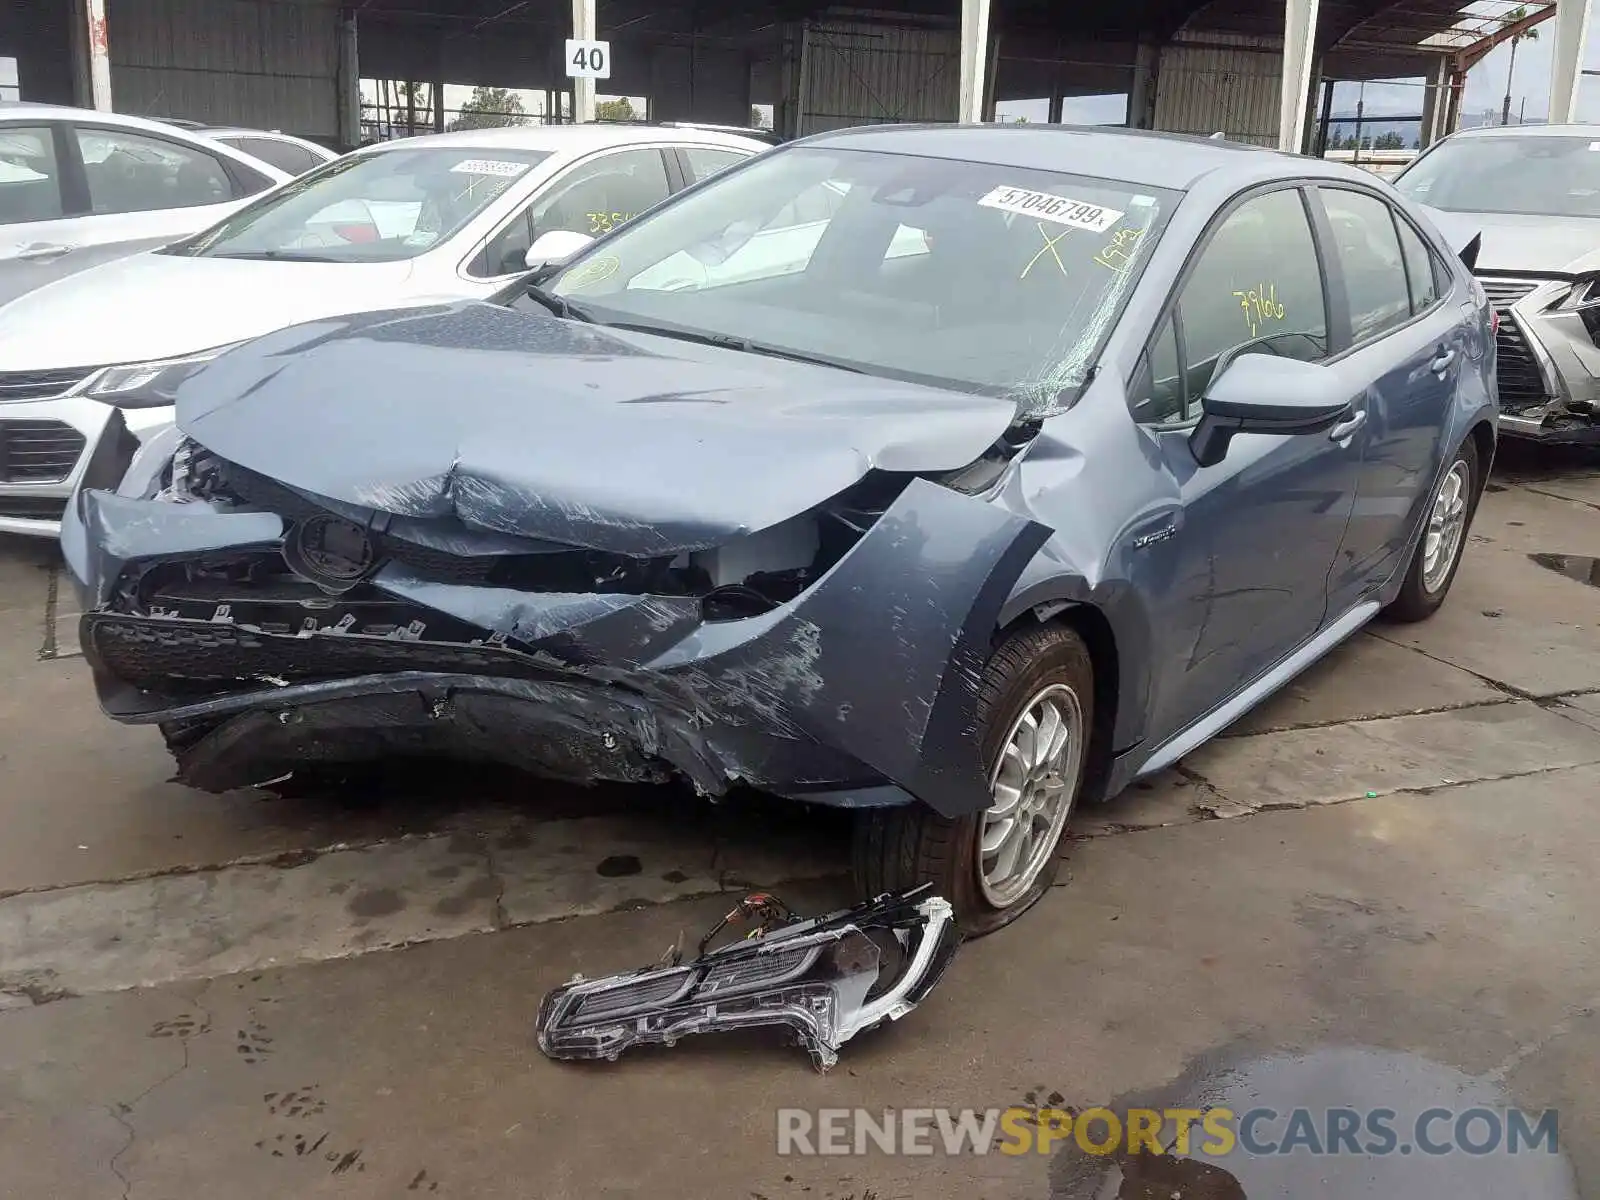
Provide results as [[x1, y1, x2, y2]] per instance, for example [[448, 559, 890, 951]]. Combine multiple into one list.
[[64, 124, 1495, 932]]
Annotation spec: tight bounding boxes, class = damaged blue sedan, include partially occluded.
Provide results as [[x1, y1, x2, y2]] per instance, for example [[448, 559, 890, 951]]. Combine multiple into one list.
[[63, 125, 1496, 933]]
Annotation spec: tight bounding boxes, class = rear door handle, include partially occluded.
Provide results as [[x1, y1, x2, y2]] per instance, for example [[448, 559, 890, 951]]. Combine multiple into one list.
[[1430, 348, 1456, 374], [16, 243, 73, 262], [1329, 409, 1367, 443]]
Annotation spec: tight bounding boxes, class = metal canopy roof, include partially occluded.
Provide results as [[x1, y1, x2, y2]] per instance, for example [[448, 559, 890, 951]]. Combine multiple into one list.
[[354, 0, 1540, 55]]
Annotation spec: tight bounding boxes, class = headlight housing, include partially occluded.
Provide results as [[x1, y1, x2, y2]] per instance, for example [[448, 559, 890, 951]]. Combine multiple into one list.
[[82, 344, 244, 408]]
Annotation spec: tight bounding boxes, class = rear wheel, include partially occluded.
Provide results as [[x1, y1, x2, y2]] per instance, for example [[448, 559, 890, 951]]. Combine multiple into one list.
[[1384, 437, 1480, 623], [851, 623, 1094, 937]]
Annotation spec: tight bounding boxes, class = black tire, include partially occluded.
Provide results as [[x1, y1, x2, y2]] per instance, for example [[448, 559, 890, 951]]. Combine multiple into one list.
[[851, 622, 1095, 938], [1384, 436, 1481, 624]]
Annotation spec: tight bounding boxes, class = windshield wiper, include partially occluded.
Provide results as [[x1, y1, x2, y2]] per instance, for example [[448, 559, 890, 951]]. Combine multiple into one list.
[[523, 283, 593, 323], [208, 250, 343, 263], [600, 320, 865, 373]]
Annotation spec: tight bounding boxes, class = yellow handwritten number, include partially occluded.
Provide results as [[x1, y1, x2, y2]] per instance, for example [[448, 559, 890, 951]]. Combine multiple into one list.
[[1232, 281, 1286, 337]]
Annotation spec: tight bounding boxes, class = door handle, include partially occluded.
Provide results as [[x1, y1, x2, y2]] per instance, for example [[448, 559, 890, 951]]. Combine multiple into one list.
[[1328, 409, 1367, 443], [17, 243, 72, 262], [1429, 348, 1456, 374]]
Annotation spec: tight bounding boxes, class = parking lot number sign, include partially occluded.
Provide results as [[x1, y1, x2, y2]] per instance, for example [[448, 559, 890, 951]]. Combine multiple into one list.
[[566, 39, 611, 79]]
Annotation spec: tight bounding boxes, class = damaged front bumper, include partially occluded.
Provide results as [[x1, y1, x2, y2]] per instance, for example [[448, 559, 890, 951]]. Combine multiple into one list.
[[1482, 274, 1600, 443], [64, 442, 1049, 819], [535, 887, 960, 1072]]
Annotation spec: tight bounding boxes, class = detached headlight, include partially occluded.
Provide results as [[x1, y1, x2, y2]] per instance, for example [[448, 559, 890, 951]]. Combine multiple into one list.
[[82, 343, 244, 408]]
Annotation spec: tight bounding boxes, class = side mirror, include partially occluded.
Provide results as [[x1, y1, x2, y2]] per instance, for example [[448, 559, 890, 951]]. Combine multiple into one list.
[[1189, 354, 1352, 468], [524, 230, 594, 271]]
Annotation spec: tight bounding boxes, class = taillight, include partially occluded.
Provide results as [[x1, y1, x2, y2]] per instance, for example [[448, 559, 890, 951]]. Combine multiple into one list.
[[1490, 309, 1500, 335], [331, 223, 379, 244]]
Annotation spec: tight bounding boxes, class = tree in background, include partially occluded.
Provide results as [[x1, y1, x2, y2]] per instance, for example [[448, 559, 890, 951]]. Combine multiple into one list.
[[595, 97, 637, 122], [448, 86, 529, 131], [1499, 5, 1540, 125], [1373, 131, 1405, 149]]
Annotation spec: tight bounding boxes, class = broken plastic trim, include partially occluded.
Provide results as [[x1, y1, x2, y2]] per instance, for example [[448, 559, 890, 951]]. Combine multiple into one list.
[[535, 886, 960, 1072]]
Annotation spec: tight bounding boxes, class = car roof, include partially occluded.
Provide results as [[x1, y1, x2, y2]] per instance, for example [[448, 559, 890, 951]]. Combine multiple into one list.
[[354, 122, 770, 159], [1443, 122, 1600, 140], [788, 123, 1345, 191], [1, 100, 217, 138]]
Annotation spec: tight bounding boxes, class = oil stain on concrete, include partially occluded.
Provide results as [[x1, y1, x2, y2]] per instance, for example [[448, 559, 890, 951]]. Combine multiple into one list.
[[1049, 1045, 1579, 1198]]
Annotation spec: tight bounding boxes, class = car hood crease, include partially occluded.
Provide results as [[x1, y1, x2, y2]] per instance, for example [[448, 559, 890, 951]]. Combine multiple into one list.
[[175, 303, 1018, 554]]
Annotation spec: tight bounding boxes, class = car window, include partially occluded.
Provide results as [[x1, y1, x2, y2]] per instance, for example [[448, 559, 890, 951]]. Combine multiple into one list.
[[1175, 188, 1329, 403], [1393, 134, 1600, 218], [74, 126, 235, 214], [226, 136, 318, 176], [1133, 315, 1186, 424], [1395, 215, 1442, 315], [681, 146, 749, 183], [545, 145, 1178, 402], [471, 206, 537, 278], [0, 126, 65, 224], [529, 147, 671, 239], [165, 145, 553, 263], [1319, 188, 1411, 342]]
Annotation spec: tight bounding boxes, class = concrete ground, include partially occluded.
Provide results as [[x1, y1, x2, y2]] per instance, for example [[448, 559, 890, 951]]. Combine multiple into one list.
[[0, 447, 1597, 1198]]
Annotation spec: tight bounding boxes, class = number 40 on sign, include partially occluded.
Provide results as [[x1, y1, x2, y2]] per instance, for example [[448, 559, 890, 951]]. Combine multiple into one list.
[[566, 39, 611, 79]]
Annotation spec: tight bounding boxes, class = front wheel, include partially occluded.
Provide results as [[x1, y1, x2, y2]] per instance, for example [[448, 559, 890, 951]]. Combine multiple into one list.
[[1384, 437, 1481, 623], [851, 623, 1094, 937]]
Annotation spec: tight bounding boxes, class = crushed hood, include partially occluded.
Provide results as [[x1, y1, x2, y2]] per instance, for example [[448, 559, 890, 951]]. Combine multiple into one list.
[[1424, 210, 1600, 275], [0, 251, 421, 370], [176, 303, 1017, 554]]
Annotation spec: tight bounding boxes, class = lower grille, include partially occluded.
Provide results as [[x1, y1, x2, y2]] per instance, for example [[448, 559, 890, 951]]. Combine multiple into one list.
[[0, 420, 87, 484], [86, 612, 540, 692], [0, 368, 91, 402], [1495, 323, 1552, 412], [1475, 274, 1556, 415], [0, 496, 68, 521]]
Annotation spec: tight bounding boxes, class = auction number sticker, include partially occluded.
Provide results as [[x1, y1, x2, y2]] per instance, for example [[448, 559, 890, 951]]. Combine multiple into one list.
[[451, 159, 529, 177], [978, 185, 1122, 233]]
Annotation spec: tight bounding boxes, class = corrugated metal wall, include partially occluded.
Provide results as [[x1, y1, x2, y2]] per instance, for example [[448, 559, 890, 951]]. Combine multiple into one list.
[[109, 0, 340, 139], [799, 21, 959, 134], [1152, 38, 1282, 146]]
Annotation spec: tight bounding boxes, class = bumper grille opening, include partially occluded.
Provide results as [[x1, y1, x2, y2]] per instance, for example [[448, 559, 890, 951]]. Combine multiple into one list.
[[0, 420, 88, 484], [1476, 274, 1556, 417], [0, 496, 68, 521], [0, 369, 91, 402]]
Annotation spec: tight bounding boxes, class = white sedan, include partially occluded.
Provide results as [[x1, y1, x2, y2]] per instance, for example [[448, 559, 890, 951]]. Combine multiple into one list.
[[0, 122, 768, 537]]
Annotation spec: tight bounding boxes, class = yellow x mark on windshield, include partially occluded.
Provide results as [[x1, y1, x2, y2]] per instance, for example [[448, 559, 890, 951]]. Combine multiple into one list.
[[1020, 222, 1070, 280]]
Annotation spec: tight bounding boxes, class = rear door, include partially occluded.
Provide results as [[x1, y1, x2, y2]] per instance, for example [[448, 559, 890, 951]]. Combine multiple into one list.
[[1311, 184, 1464, 611], [0, 121, 75, 306]]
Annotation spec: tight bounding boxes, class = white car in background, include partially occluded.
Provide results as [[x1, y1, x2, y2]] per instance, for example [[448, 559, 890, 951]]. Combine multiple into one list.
[[0, 103, 294, 307], [0, 122, 768, 537]]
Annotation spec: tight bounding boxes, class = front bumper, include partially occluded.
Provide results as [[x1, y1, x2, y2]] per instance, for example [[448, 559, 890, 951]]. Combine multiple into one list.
[[66, 472, 1050, 818], [1479, 274, 1600, 444], [0, 388, 174, 537]]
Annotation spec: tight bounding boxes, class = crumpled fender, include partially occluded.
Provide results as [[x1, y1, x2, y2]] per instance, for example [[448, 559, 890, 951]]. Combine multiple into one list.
[[676, 478, 1051, 818]]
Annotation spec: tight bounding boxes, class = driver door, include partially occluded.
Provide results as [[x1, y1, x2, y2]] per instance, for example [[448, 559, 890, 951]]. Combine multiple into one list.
[[1130, 185, 1365, 747]]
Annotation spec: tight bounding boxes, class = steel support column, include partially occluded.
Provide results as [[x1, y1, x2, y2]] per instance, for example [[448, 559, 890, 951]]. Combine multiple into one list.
[[1548, 0, 1594, 123], [1279, 0, 1320, 151], [84, 0, 111, 111], [959, 0, 993, 123], [572, 0, 596, 123], [338, 8, 360, 147]]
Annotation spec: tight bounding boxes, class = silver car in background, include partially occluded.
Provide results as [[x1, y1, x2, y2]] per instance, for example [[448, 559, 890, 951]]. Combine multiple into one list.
[[1394, 124, 1600, 443], [0, 102, 293, 307], [0, 123, 768, 537], [197, 128, 338, 177]]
